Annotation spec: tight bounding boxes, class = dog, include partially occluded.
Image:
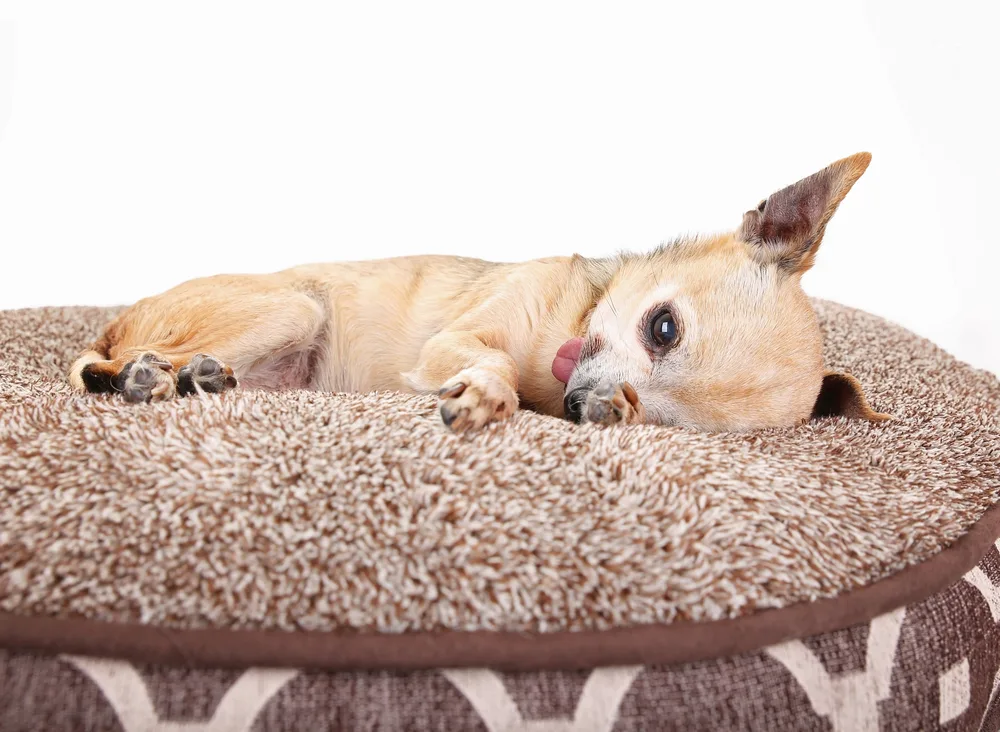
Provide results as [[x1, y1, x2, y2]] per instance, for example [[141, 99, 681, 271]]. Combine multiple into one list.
[[69, 152, 887, 432]]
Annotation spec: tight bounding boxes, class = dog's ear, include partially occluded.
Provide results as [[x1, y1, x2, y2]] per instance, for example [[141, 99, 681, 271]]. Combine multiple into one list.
[[811, 371, 891, 422], [740, 152, 871, 274]]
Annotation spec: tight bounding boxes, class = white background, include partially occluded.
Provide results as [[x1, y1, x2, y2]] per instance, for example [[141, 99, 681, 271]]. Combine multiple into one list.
[[1, 2, 997, 375]]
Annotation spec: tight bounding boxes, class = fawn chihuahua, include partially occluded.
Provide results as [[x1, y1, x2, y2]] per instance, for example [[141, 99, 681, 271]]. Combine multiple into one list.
[[69, 153, 887, 431]]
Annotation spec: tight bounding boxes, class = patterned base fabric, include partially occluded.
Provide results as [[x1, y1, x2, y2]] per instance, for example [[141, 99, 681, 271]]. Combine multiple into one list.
[[3, 540, 998, 732]]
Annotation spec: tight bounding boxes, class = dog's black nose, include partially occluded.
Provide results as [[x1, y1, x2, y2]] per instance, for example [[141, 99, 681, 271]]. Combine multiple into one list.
[[563, 388, 588, 423]]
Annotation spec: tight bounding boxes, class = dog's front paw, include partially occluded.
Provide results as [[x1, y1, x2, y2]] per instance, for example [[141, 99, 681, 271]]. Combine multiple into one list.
[[438, 369, 518, 432], [582, 380, 646, 426]]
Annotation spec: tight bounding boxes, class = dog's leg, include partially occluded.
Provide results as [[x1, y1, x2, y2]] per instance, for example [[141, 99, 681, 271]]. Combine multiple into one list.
[[70, 278, 325, 403], [404, 330, 519, 432]]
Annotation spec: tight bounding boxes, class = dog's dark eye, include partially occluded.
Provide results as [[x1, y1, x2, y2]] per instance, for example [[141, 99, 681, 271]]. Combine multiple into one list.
[[650, 309, 678, 349]]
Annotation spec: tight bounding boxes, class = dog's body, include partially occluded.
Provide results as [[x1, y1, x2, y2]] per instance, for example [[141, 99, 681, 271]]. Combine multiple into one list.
[[69, 153, 887, 431]]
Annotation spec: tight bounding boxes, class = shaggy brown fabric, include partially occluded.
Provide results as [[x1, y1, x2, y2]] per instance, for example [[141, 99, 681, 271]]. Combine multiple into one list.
[[0, 302, 998, 635]]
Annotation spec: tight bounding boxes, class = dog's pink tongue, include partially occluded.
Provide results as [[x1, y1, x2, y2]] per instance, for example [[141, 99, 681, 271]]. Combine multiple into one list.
[[552, 337, 584, 384]]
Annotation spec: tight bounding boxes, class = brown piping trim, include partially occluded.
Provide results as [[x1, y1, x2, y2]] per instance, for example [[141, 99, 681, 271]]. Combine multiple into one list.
[[2, 501, 999, 672]]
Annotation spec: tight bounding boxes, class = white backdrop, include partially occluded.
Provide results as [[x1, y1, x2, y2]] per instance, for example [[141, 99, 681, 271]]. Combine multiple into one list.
[[1, 2, 997, 375]]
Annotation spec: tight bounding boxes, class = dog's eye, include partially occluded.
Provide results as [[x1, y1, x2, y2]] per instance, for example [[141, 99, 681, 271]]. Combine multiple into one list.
[[650, 309, 678, 349]]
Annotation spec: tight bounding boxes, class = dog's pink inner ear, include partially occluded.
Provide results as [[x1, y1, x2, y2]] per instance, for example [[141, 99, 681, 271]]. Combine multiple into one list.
[[811, 371, 891, 422], [741, 152, 872, 274]]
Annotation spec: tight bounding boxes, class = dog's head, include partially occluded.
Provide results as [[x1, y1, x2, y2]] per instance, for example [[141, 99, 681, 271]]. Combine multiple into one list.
[[557, 152, 888, 430]]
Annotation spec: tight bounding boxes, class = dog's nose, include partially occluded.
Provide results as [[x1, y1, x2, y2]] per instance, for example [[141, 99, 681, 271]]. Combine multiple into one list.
[[563, 387, 589, 423]]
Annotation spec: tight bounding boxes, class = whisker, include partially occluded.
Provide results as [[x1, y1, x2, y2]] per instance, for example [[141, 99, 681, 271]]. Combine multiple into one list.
[[646, 259, 661, 287]]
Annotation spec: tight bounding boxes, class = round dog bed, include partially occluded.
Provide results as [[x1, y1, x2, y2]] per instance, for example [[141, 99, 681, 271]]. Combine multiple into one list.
[[1, 301, 999, 730]]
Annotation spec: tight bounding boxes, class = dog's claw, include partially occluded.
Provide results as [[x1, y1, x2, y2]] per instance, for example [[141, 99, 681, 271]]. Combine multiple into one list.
[[621, 382, 641, 409], [440, 404, 460, 426], [139, 352, 173, 371], [438, 382, 467, 399]]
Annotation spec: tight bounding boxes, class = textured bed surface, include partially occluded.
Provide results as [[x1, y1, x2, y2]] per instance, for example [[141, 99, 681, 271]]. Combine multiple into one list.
[[1, 301, 999, 637]]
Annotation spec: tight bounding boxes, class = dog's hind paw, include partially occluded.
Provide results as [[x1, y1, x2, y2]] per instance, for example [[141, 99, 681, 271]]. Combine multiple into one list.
[[177, 354, 238, 396], [118, 352, 177, 404]]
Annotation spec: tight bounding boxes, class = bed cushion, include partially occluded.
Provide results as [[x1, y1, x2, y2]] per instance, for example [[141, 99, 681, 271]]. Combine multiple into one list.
[[1, 301, 999, 730]]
